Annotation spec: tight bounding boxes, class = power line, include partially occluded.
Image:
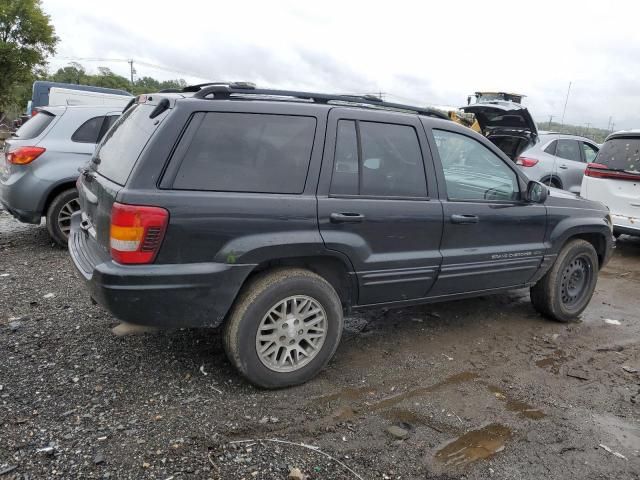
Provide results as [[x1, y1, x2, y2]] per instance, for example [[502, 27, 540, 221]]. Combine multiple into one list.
[[52, 56, 209, 81]]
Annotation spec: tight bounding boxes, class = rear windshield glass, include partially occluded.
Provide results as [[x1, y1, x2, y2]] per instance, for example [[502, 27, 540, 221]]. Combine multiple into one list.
[[596, 138, 640, 173], [93, 105, 158, 185], [14, 111, 55, 140]]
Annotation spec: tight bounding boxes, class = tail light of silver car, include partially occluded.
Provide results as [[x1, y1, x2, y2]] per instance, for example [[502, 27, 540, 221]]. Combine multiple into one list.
[[516, 156, 539, 167], [584, 163, 640, 181], [110, 202, 169, 264], [7, 146, 46, 165]]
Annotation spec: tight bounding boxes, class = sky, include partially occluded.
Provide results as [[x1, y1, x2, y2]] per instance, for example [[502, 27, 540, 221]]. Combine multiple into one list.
[[41, 0, 640, 130]]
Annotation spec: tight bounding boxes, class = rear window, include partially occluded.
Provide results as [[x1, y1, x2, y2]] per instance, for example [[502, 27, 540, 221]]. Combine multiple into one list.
[[14, 111, 55, 140], [596, 138, 640, 172], [71, 116, 106, 143], [94, 105, 158, 185], [171, 112, 316, 194]]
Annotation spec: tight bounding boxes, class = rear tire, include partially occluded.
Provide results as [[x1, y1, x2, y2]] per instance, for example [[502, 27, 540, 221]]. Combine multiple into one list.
[[541, 177, 562, 189], [530, 239, 599, 322], [46, 188, 80, 247], [223, 268, 343, 388]]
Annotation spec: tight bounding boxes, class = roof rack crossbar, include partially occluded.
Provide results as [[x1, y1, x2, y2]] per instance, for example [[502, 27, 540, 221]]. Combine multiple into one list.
[[188, 84, 448, 119]]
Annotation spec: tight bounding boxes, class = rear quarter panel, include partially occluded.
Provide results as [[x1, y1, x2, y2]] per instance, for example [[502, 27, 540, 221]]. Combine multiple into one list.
[[120, 100, 331, 266]]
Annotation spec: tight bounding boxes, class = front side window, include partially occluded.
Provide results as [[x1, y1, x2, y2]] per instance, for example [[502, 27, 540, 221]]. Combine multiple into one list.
[[432, 129, 519, 202], [329, 120, 427, 198], [72, 116, 106, 143], [582, 142, 598, 163], [555, 139, 582, 162], [173, 113, 316, 194]]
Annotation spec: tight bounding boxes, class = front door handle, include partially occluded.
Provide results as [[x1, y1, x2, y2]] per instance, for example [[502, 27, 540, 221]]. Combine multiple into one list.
[[451, 214, 479, 224], [330, 212, 365, 224]]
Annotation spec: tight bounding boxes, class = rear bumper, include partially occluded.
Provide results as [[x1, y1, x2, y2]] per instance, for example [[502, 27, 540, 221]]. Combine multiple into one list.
[[68, 214, 255, 328], [613, 224, 640, 237], [0, 170, 44, 224], [0, 197, 41, 223], [612, 214, 640, 237]]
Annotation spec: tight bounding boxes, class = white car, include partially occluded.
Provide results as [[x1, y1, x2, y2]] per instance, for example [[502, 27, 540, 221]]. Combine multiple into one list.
[[581, 130, 640, 237]]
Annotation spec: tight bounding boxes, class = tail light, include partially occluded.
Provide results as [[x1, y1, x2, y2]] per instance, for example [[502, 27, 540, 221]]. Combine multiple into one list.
[[585, 163, 640, 181], [31, 109, 39, 117], [7, 146, 46, 165], [516, 156, 539, 167], [110, 202, 169, 264]]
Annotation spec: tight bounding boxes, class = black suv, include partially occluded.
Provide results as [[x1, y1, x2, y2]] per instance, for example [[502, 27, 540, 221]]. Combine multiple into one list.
[[69, 84, 614, 388]]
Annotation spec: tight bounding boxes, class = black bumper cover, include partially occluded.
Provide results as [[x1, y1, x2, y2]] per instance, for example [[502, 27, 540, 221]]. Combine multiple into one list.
[[68, 215, 255, 328]]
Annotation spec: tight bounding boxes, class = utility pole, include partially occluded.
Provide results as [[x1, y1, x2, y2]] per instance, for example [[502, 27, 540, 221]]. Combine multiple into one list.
[[606, 116, 612, 132], [584, 122, 591, 137], [610, 120, 615, 133], [560, 81, 572, 126], [547, 115, 554, 129], [128, 59, 135, 87]]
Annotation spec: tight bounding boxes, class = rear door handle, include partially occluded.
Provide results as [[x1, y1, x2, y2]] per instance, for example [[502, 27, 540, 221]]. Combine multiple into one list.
[[451, 214, 479, 224], [559, 164, 569, 169], [330, 212, 365, 224]]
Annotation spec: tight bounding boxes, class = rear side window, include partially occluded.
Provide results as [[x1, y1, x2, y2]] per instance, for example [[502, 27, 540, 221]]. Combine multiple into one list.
[[329, 120, 427, 198], [544, 140, 557, 155], [330, 120, 359, 195], [172, 113, 316, 194], [555, 139, 582, 162], [94, 105, 159, 185], [71, 116, 106, 143], [596, 138, 640, 172], [14, 111, 55, 140]]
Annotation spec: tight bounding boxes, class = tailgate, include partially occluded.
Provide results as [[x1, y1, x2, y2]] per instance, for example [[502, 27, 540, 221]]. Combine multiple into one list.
[[77, 170, 121, 251], [78, 102, 167, 252]]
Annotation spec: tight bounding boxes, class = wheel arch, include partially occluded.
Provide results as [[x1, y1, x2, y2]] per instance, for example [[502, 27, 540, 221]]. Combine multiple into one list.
[[40, 178, 77, 216], [539, 175, 563, 189], [248, 255, 357, 310]]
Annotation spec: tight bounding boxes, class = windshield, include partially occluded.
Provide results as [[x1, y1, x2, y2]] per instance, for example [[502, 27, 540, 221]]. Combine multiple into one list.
[[93, 104, 160, 185], [14, 111, 55, 139], [596, 138, 640, 173]]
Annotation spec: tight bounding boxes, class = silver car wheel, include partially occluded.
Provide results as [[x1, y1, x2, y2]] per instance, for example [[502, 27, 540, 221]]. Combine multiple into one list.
[[57, 198, 81, 236], [255, 295, 327, 373]]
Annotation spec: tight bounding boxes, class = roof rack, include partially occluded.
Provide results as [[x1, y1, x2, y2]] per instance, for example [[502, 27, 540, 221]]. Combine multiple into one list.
[[184, 83, 448, 119]]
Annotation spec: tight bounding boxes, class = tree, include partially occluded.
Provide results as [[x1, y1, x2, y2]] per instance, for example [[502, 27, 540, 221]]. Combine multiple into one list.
[[50, 62, 87, 84], [0, 0, 58, 116], [92, 67, 130, 90]]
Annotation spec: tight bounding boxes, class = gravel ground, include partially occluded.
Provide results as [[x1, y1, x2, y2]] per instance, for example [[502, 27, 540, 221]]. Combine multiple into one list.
[[1, 208, 639, 479]]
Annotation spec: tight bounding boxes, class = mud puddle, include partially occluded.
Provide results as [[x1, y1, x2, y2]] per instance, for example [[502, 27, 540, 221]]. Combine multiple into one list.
[[487, 385, 545, 420], [434, 423, 512, 467]]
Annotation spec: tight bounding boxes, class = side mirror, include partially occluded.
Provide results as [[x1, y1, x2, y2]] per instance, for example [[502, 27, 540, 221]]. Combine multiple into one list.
[[526, 181, 548, 204]]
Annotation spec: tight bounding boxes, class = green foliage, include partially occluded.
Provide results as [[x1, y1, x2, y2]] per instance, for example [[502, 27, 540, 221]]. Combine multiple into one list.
[[0, 0, 58, 115], [538, 121, 611, 144], [47, 63, 187, 95]]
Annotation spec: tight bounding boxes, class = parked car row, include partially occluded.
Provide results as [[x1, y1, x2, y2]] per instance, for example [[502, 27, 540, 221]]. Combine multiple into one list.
[[462, 99, 640, 237], [1, 105, 122, 245], [0, 83, 625, 388]]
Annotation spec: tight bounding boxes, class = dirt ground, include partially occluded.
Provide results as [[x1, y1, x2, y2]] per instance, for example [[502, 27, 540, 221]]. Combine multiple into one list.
[[1, 208, 639, 480]]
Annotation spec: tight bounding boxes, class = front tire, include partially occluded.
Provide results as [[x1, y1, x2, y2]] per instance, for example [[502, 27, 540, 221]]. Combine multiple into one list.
[[46, 188, 81, 247], [223, 268, 344, 388], [530, 239, 599, 322]]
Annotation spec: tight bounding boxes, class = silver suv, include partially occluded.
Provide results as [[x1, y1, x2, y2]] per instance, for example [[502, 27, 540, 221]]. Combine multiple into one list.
[[516, 132, 599, 193], [0, 105, 121, 245]]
